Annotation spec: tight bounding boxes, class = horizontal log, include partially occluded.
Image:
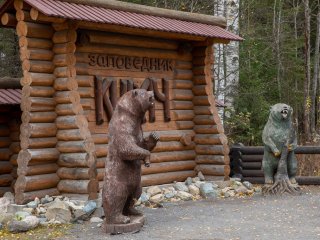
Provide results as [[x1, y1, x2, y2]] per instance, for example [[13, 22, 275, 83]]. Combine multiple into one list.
[[296, 176, 320, 185], [176, 61, 192, 70], [153, 141, 195, 153], [84, 30, 178, 50], [242, 177, 264, 184], [92, 134, 108, 144], [25, 49, 54, 61], [193, 96, 210, 106], [0, 161, 13, 174], [193, 115, 216, 125], [0, 125, 10, 137], [20, 123, 57, 138], [194, 134, 227, 145], [54, 91, 80, 104], [241, 162, 261, 169], [192, 66, 207, 76], [241, 155, 263, 162], [58, 153, 89, 167], [22, 86, 55, 98], [195, 155, 227, 165], [150, 150, 196, 163], [30, 8, 65, 23], [53, 53, 76, 67], [96, 157, 106, 168], [171, 101, 193, 110], [176, 121, 194, 130], [53, 42, 76, 54], [76, 44, 192, 61], [55, 103, 83, 116], [97, 168, 104, 181], [171, 80, 193, 89], [141, 170, 195, 186], [142, 160, 196, 175], [172, 89, 193, 101], [194, 125, 224, 134], [172, 110, 194, 121], [193, 75, 206, 85], [20, 97, 55, 112], [175, 69, 193, 80], [242, 169, 264, 177], [0, 137, 11, 148], [17, 174, 59, 192], [16, 9, 31, 21], [21, 72, 55, 86], [192, 56, 206, 66], [19, 36, 53, 49], [56, 115, 88, 129], [0, 77, 21, 89], [203, 175, 226, 181], [54, 66, 76, 78], [194, 106, 211, 115], [22, 111, 57, 123], [195, 164, 229, 176], [10, 154, 18, 166], [57, 129, 90, 141], [10, 132, 20, 142], [95, 144, 108, 157], [9, 142, 21, 154], [0, 174, 13, 187], [0, 187, 12, 197], [54, 77, 77, 91], [17, 149, 59, 166], [57, 179, 90, 194], [23, 60, 55, 73], [195, 145, 226, 155], [1, 13, 17, 26], [76, 75, 94, 87], [57, 167, 90, 180], [78, 87, 94, 98], [56, 140, 92, 153], [23, 163, 59, 176], [53, 29, 77, 43], [15, 188, 59, 204], [20, 137, 57, 149]]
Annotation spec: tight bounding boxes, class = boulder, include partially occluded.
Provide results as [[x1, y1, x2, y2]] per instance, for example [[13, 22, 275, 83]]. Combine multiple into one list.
[[243, 181, 253, 190], [0, 212, 14, 224], [149, 194, 164, 203], [200, 183, 218, 199], [198, 171, 205, 181], [45, 200, 72, 223], [184, 177, 193, 186], [90, 217, 103, 223], [188, 185, 200, 196], [146, 186, 162, 196], [176, 191, 193, 201], [174, 182, 189, 192], [7, 216, 39, 233], [140, 192, 150, 203]]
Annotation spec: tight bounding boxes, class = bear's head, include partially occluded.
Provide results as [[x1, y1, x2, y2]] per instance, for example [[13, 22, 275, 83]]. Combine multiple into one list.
[[117, 89, 155, 117], [269, 103, 293, 122]]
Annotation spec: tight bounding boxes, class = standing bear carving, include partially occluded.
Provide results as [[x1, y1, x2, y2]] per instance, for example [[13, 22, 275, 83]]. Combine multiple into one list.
[[262, 103, 297, 185], [102, 89, 159, 225]]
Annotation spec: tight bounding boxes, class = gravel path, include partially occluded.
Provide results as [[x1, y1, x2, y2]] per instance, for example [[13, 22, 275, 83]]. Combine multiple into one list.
[[58, 186, 320, 240]]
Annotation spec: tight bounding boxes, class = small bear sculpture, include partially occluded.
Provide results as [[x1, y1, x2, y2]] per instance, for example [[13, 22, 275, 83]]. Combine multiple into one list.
[[102, 89, 159, 229], [262, 103, 297, 185]]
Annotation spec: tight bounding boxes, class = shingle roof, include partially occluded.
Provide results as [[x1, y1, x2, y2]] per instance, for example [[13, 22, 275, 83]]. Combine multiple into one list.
[[0, 89, 21, 105]]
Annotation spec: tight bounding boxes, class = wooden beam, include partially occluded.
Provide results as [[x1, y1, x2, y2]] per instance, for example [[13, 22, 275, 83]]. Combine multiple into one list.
[[0, 77, 21, 89]]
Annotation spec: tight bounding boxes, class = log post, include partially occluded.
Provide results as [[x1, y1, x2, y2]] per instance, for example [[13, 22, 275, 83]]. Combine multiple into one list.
[[53, 21, 98, 199], [192, 40, 230, 181], [14, 1, 59, 204]]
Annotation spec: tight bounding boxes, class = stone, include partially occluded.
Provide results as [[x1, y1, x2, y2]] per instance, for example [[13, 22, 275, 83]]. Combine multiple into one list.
[[0, 195, 11, 213], [7, 204, 26, 214], [38, 217, 47, 224], [3, 192, 14, 203], [188, 185, 200, 196], [65, 200, 84, 211], [149, 194, 164, 203], [83, 201, 97, 214], [90, 217, 103, 223], [176, 191, 193, 201], [97, 223, 103, 228], [230, 177, 241, 182], [41, 195, 54, 204], [185, 177, 193, 186], [45, 200, 72, 223], [22, 208, 34, 214], [146, 186, 162, 197], [0, 213, 14, 224], [174, 182, 189, 192], [27, 201, 38, 209], [235, 185, 249, 194], [195, 181, 204, 188], [15, 211, 31, 220], [243, 181, 253, 190], [215, 180, 232, 189], [164, 192, 175, 199], [200, 183, 218, 199], [8, 216, 39, 233], [140, 192, 150, 203], [192, 177, 200, 183], [198, 171, 205, 181], [92, 207, 105, 218]]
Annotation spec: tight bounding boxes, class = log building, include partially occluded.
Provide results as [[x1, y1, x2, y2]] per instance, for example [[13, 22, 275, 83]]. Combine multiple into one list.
[[0, 0, 242, 204]]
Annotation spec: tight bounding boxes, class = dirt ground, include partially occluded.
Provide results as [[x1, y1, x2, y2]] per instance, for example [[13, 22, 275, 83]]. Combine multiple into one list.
[[53, 186, 320, 240]]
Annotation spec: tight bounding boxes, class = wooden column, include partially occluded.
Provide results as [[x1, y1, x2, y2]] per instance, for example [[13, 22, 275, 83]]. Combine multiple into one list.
[[192, 41, 230, 181], [53, 21, 98, 199], [14, 0, 59, 204]]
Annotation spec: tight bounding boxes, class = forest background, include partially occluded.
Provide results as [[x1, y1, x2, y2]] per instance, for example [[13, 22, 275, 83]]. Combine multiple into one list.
[[0, 0, 319, 147]]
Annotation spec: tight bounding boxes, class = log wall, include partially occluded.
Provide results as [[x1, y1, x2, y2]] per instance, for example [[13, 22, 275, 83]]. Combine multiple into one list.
[[192, 42, 230, 181], [13, 0, 60, 204], [75, 31, 197, 188]]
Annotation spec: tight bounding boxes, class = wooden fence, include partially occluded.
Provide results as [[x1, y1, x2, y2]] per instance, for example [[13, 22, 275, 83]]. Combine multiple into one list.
[[229, 144, 320, 185]]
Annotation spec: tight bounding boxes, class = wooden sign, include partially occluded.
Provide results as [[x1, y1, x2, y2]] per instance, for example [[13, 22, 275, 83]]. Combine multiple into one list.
[[94, 76, 170, 125], [89, 54, 175, 73]]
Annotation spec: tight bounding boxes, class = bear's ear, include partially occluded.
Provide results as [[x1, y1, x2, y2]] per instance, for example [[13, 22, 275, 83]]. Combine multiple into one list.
[[132, 90, 138, 97]]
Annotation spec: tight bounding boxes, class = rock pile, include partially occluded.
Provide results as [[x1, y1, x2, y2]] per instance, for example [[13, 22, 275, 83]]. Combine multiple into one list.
[[0, 174, 261, 234]]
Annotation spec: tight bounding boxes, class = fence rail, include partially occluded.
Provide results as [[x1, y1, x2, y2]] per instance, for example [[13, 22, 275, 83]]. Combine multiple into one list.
[[230, 144, 320, 185]]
